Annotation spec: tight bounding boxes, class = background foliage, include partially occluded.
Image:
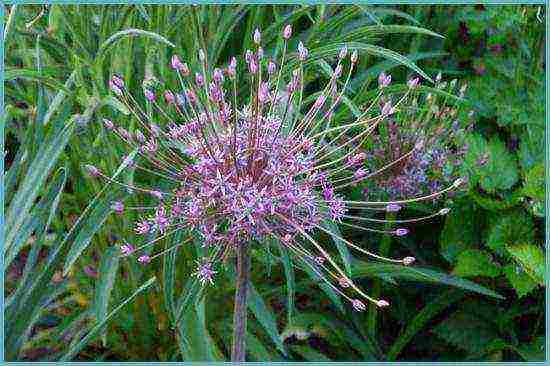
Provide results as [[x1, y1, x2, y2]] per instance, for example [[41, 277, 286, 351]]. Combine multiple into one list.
[[4, 4, 545, 362]]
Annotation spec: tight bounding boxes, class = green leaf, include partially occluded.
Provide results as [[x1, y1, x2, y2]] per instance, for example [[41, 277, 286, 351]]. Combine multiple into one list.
[[486, 213, 535, 255], [291, 346, 332, 361], [353, 262, 504, 299], [523, 162, 544, 201], [97, 28, 175, 60], [433, 311, 502, 356], [5, 121, 75, 252], [94, 246, 120, 346], [277, 244, 295, 325], [440, 199, 478, 263], [503, 264, 538, 298], [452, 249, 501, 278], [513, 336, 545, 361], [506, 244, 544, 285], [462, 134, 519, 193], [61, 276, 157, 361], [387, 289, 466, 360], [248, 284, 286, 356]]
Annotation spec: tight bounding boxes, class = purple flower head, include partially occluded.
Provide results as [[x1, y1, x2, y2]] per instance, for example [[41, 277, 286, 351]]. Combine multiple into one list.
[[98, 34, 465, 313], [85, 164, 100, 177]]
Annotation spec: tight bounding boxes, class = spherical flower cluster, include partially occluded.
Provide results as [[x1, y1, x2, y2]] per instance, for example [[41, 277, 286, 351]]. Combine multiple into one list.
[[90, 26, 462, 311]]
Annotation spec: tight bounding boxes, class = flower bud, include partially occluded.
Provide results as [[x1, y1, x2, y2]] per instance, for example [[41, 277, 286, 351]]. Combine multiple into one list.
[[253, 28, 261, 44], [171, 55, 184, 70], [402, 256, 415, 265], [283, 24, 292, 39], [267, 61, 276, 75], [407, 77, 420, 89], [378, 72, 391, 88], [376, 299, 390, 308], [338, 46, 348, 60], [351, 50, 358, 63], [111, 201, 124, 215], [298, 41, 308, 61], [198, 49, 206, 62], [394, 228, 409, 236], [103, 118, 114, 130], [213, 68, 224, 84], [352, 299, 366, 312], [195, 73, 204, 87], [138, 255, 151, 264], [164, 90, 175, 104], [85, 164, 100, 177], [386, 203, 401, 212]]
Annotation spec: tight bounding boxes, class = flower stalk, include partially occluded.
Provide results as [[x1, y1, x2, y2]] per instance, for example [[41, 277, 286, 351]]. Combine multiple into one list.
[[231, 242, 251, 362]]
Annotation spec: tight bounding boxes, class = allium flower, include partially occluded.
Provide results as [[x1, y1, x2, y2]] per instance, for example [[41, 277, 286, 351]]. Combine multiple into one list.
[[95, 26, 464, 313]]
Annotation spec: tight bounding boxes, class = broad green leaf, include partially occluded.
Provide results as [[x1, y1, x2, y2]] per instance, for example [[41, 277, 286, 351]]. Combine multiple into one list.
[[462, 134, 519, 193], [523, 162, 544, 201], [506, 244, 544, 285], [452, 249, 501, 278], [61, 277, 156, 361], [440, 198, 478, 263], [433, 311, 502, 356], [503, 264, 538, 298], [94, 246, 120, 346], [486, 213, 535, 256]]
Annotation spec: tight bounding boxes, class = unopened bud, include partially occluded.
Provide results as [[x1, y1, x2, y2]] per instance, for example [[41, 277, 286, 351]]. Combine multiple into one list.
[[253, 28, 261, 44], [402, 256, 415, 265], [283, 24, 292, 40]]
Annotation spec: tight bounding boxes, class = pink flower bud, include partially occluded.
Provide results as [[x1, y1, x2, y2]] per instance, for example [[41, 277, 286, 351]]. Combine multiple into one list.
[[338, 46, 348, 60], [283, 24, 292, 40], [351, 50, 358, 63], [103, 118, 114, 130], [334, 64, 343, 78], [394, 228, 409, 236], [138, 255, 151, 264], [85, 164, 100, 177], [213, 68, 224, 83], [402, 256, 415, 265], [267, 61, 276, 75], [111, 201, 124, 215], [386, 203, 401, 212], [352, 299, 366, 312], [377, 299, 390, 308], [378, 72, 391, 88], [135, 130, 145, 143], [253, 28, 261, 44], [164, 90, 175, 104], [407, 77, 420, 89], [298, 41, 308, 61], [314, 94, 326, 108], [195, 73, 204, 87], [120, 243, 134, 256], [171, 55, 184, 70]]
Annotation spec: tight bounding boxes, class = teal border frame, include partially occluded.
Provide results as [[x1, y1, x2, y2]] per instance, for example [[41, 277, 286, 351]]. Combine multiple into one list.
[[1, 1, 548, 365]]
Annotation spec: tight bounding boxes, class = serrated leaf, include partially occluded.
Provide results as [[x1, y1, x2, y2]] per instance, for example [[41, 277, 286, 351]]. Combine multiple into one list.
[[506, 244, 544, 285], [440, 199, 478, 263], [462, 134, 519, 193], [452, 249, 501, 278], [503, 264, 538, 298], [433, 311, 502, 356], [487, 214, 535, 256]]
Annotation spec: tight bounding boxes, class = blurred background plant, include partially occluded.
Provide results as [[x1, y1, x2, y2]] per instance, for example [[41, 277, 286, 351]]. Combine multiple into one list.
[[4, 4, 545, 362]]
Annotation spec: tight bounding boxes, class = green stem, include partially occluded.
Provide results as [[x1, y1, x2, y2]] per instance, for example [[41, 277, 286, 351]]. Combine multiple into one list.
[[231, 243, 250, 362]]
